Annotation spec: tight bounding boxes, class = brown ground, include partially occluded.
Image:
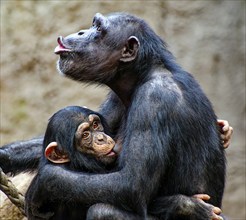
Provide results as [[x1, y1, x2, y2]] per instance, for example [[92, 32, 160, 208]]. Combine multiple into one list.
[[0, 1, 245, 219]]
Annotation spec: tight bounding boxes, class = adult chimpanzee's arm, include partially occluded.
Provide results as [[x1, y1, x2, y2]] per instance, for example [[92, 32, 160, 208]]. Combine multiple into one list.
[[27, 83, 173, 217], [0, 136, 43, 175], [149, 194, 223, 220]]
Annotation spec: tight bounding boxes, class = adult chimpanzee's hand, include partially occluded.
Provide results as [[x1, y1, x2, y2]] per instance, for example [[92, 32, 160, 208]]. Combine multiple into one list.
[[193, 194, 223, 220]]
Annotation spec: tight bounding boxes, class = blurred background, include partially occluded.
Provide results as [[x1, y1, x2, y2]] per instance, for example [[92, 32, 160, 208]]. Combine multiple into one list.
[[0, 1, 245, 219]]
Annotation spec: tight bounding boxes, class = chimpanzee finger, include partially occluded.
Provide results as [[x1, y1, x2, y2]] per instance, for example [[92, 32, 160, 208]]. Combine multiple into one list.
[[212, 215, 223, 220], [221, 126, 233, 148], [213, 207, 222, 215], [210, 206, 223, 220], [217, 119, 229, 133], [223, 140, 230, 149], [193, 194, 210, 201], [226, 126, 233, 136], [222, 126, 233, 138]]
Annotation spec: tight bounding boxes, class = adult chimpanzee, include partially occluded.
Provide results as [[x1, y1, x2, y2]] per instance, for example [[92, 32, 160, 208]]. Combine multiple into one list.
[[25, 106, 222, 220], [0, 12, 233, 219], [26, 12, 227, 219]]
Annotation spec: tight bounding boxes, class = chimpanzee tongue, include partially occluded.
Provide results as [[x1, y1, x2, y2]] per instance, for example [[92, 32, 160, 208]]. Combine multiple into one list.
[[54, 36, 72, 54], [107, 150, 116, 157], [107, 150, 117, 157]]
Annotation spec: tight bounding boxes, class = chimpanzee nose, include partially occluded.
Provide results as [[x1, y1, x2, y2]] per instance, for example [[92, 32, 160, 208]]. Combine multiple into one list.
[[97, 134, 104, 141]]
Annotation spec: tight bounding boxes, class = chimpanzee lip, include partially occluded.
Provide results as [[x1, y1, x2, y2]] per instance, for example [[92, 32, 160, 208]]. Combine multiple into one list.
[[54, 36, 72, 55]]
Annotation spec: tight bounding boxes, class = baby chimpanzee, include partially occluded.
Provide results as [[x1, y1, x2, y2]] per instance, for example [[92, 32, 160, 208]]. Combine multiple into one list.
[[25, 106, 122, 220], [41, 106, 117, 172]]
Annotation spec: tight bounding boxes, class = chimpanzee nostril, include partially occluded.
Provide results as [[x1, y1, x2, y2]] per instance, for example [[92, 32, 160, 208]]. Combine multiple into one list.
[[78, 31, 84, 36], [97, 134, 104, 141]]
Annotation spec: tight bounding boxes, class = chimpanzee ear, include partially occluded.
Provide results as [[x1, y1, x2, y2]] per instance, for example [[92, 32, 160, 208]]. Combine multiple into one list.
[[120, 36, 140, 62], [45, 142, 70, 164]]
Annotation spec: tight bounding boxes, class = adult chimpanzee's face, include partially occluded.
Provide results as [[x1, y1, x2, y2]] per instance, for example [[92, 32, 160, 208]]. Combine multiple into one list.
[[54, 13, 124, 83], [54, 13, 140, 84]]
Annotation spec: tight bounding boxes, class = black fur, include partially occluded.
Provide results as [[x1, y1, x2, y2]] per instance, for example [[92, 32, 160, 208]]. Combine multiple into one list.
[[1, 13, 226, 219], [0, 136, 43, 175], [40, 106, 114, 172], [24, 107, 98, 219], [25, 106, 152, 219]]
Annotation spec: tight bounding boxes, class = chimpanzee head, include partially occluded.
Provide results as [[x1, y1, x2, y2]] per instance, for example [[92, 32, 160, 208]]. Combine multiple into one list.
[[54, 12, 166, 84], [43, 106, 117, 172]]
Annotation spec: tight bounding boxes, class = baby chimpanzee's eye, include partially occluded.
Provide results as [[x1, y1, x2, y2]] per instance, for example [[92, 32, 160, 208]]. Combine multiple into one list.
[[82, 132, 90, 139]]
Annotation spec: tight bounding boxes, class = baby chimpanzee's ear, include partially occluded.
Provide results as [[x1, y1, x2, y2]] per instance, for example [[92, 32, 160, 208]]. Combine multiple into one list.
[[45, 142, 70, 164]]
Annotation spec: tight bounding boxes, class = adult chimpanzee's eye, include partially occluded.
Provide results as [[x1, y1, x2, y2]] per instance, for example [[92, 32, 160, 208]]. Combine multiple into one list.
[[93, 121, 99, 129], [82, 132, 90, 139]]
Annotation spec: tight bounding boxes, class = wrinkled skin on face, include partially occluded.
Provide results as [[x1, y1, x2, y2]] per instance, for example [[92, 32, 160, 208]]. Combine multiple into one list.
[[75, 114, 116, 165], [44, 106, 118, 169], [55, 13, 127, 84]]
